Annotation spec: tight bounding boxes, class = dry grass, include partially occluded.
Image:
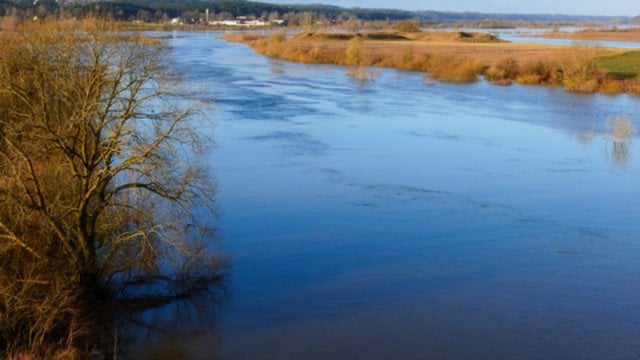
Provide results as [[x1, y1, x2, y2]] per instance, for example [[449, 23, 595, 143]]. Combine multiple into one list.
[[225, 31, 640, 93], [410, 31, 502, 43], [394, 20, 421, 33], [294, 32, 409, 41], [538, 28, 640, 42]]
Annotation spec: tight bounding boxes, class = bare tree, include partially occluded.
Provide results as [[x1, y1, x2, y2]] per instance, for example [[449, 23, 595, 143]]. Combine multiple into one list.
[[0, 20, 225, 357], [301, 11, 318, 32]]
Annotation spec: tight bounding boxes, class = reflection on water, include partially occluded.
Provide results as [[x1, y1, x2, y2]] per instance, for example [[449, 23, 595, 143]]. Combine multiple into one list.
[[611, 141, 631, 165], [606, 116, 636, 165], [151, 32, 640, 359], [345, 66, 379, 86], [120, 281, 229, 359], [576, 117, 635, 166], [576, 127, 596, 145]]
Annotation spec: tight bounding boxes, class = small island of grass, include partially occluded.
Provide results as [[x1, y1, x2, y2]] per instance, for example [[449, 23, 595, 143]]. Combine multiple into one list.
[[537, 27, 640, 42], [224, 30, 640, 94]]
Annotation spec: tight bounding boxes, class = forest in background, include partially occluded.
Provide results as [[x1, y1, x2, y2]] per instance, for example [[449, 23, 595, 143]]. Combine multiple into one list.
[[0, 0, 632, 26]]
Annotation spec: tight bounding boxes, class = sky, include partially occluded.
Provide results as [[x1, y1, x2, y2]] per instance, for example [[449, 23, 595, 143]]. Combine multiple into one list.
[[268, 0, 638, 17]]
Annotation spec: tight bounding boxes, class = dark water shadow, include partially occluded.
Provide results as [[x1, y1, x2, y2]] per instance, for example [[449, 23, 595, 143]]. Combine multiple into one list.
[[116, 273, 230, 359]]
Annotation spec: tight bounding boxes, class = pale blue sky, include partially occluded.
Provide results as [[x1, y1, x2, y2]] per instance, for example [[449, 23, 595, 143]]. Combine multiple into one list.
[[270, 0, 638, 16]]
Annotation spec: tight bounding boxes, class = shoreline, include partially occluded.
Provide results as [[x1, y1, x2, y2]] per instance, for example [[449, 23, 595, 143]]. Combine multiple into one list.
[[223, 31, 640, 95], [535, 28, 640, 42]]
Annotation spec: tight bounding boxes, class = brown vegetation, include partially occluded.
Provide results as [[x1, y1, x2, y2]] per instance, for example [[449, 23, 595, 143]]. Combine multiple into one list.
[[411, 31, 502, 43], [394, 19, 421, 33], [538, 28, 640, 42], [0, 20, 225, 358], [224, 31, 640, 94]]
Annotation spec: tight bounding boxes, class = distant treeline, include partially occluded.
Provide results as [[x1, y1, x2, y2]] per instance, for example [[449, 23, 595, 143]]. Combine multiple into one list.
[[0, 0, 633, 24], [415, 11, 628, 24], [0, 0, 414, 22]]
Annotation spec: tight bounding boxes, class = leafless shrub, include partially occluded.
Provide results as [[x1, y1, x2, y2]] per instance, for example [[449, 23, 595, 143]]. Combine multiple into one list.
[[268, 31, 286, 43], [394, 19, 421, 33], [0, 20, 226, 357], [485, 58, 519, 85], [344, 36, 364, 67], [561, 45, 601, 92]]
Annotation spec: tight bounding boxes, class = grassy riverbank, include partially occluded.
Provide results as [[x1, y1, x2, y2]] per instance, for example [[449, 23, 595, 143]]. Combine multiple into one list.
[[224, 31, 640, 94], [537, 28, 640, 42]]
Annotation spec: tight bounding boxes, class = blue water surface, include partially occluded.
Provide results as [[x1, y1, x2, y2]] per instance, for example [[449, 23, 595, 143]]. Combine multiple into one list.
[[129, 31, 640, 360]]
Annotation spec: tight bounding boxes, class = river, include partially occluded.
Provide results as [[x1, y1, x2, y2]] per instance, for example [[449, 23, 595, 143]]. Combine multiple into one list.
[[128, 31, 640, 359]]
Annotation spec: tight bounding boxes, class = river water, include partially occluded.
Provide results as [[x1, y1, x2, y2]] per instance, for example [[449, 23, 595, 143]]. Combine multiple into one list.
[[129, 31, 640, 359]]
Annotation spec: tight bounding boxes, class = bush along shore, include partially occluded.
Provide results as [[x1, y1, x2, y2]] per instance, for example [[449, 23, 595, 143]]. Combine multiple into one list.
[[224, 31, 640, 94], [0, 20, 227, 358]]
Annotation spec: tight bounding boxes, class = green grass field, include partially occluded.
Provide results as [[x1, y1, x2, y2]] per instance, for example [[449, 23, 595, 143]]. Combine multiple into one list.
[[597, 51, 640, 79]]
